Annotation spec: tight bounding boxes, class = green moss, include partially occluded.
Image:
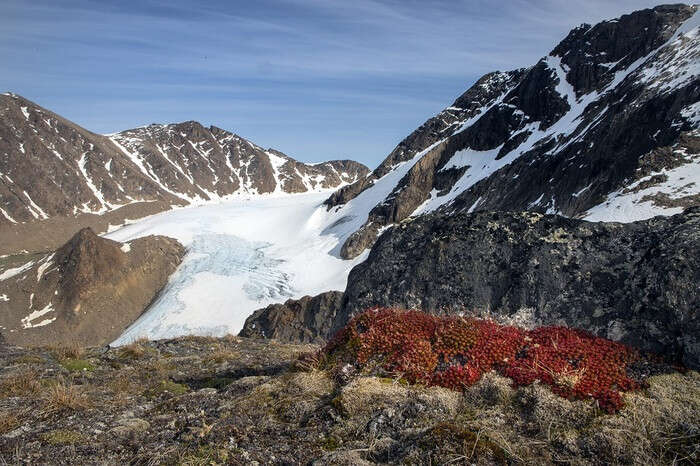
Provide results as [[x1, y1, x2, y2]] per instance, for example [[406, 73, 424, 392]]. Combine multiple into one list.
[[378, 376, 410, 386], [60, 359, 95, 372], [321, 435, 340, 451], [41, 429, 86, 445], [198, 376, 235, 390], [149, 380, 189, 397], [330, 396, 346, 417]]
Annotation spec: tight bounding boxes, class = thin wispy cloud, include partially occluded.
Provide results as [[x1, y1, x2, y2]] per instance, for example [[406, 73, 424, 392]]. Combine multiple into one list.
[[1, 0, 664, 167]]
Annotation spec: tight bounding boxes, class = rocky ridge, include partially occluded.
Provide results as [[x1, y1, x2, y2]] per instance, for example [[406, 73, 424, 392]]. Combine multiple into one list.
[[239, 291, 344, 344], [0, 228, 185, 347], [323, 4, 700, 259], [0, 93, 368, 253]]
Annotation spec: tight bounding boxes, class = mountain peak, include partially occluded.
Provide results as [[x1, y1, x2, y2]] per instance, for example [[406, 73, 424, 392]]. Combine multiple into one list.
[[323, 3, 700, 259], [0, 95, 368, 247], [550, 3, 697, 96]]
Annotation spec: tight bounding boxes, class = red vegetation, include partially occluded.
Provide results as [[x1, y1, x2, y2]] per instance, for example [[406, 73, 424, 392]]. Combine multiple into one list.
[[323, 308, 644, 413]]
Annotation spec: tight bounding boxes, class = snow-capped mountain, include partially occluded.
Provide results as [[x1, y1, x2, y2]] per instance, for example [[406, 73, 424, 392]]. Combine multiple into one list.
[[2, 3, 698, 347], [324, 4, 700, 258], [0, 93, 368, 227]]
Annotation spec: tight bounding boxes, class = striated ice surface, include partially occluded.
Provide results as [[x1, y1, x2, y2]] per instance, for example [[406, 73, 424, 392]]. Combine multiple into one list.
[[113, 234, 294, 345], [107, 192, 369, 345]]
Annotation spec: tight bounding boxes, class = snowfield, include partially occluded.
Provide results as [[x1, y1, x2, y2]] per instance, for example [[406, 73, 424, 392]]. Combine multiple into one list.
[[106, 192, 368, 345]]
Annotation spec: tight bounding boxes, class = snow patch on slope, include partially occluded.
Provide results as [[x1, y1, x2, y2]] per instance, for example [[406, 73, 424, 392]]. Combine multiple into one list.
[[21, 303, 56, 329], [78, 152, 111, 214], [637, 13, 699, 94], [265, 151, 288, 194], [681, 101, 700, 127], [545, 55, 577, 106], [414, 145, 506, 215], [36, 254, 54, 281], [585, 148, 700, 222], [0, 206, 17, 223], [0, 261, 34, 281], [110, 135, 198, 204], [23, 191, 48, 219]]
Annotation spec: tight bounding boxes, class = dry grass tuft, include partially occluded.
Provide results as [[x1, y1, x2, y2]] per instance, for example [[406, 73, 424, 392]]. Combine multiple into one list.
[[293, 352, 322, 372], [179, 335, 219, 345], [221, 333, 241, 344], [47, 340, 85, 360], [464, 371, 515, 407], [107, 370, 142, 403], [452, 370, 700, 464], [285, 371, 335, 398], [0, 368, 41, 398], [42, 379, 91, 414], [585, 371, 700, 464], [338, 376, 459, 419], [0, 411, 20, 434], [141, 358, 177, 380], [117, 338, 150, 359], [204, 346, 240, 365]]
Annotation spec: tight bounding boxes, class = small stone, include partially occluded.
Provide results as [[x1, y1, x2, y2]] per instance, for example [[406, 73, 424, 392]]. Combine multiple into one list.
[[109, 418, 150, 439]]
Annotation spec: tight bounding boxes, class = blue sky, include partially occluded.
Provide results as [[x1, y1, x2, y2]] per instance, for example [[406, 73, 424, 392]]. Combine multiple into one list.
[[1, 0, 663, 168]]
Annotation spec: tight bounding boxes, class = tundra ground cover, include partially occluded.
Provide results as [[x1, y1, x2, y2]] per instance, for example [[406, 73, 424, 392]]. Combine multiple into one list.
[[322, 308, 666, 413]]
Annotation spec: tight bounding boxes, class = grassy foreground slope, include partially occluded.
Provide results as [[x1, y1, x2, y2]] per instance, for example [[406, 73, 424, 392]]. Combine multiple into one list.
[[0, 319, 697, 464]]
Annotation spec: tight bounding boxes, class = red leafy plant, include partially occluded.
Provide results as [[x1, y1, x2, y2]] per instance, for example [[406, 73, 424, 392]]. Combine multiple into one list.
[[322, 308, 647, 413]]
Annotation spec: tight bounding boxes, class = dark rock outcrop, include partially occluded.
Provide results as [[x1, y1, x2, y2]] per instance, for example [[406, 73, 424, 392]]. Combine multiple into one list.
[[336, 207, 700, 368], [323, 4, 699, 259], [0, 228, 185, 347], [240, 291, 344, 344]]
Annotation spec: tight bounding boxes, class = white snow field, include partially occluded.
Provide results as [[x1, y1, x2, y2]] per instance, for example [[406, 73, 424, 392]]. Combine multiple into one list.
[[106, 192, 368, 345]]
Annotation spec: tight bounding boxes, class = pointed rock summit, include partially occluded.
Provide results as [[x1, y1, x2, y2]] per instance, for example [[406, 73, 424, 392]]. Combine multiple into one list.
[[323, 4, 700, 259], [0, 228, 185, 347]]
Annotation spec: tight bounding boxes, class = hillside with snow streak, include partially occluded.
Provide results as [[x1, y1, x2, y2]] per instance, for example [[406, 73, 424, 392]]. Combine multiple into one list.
[[0, 94, 367, 228], [324, 4, 700, 259]]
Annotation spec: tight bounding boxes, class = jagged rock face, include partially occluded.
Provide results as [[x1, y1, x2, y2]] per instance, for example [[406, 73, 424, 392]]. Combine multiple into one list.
[[551, 4, 694, 96], [110, 122, 367, 202], [324, 70, 525, 209], [337, 207, 700, 369], [239, 291, 343, 344], [0, 94, 175, 224], [53, 228, 128, 312], [0, 93, 368, 228], [0, 228, 185, 347], [324, 4, 700, 259]]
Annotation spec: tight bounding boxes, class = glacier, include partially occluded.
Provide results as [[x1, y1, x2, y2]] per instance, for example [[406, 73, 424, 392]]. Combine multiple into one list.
[[106, 192, 367, 345]]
